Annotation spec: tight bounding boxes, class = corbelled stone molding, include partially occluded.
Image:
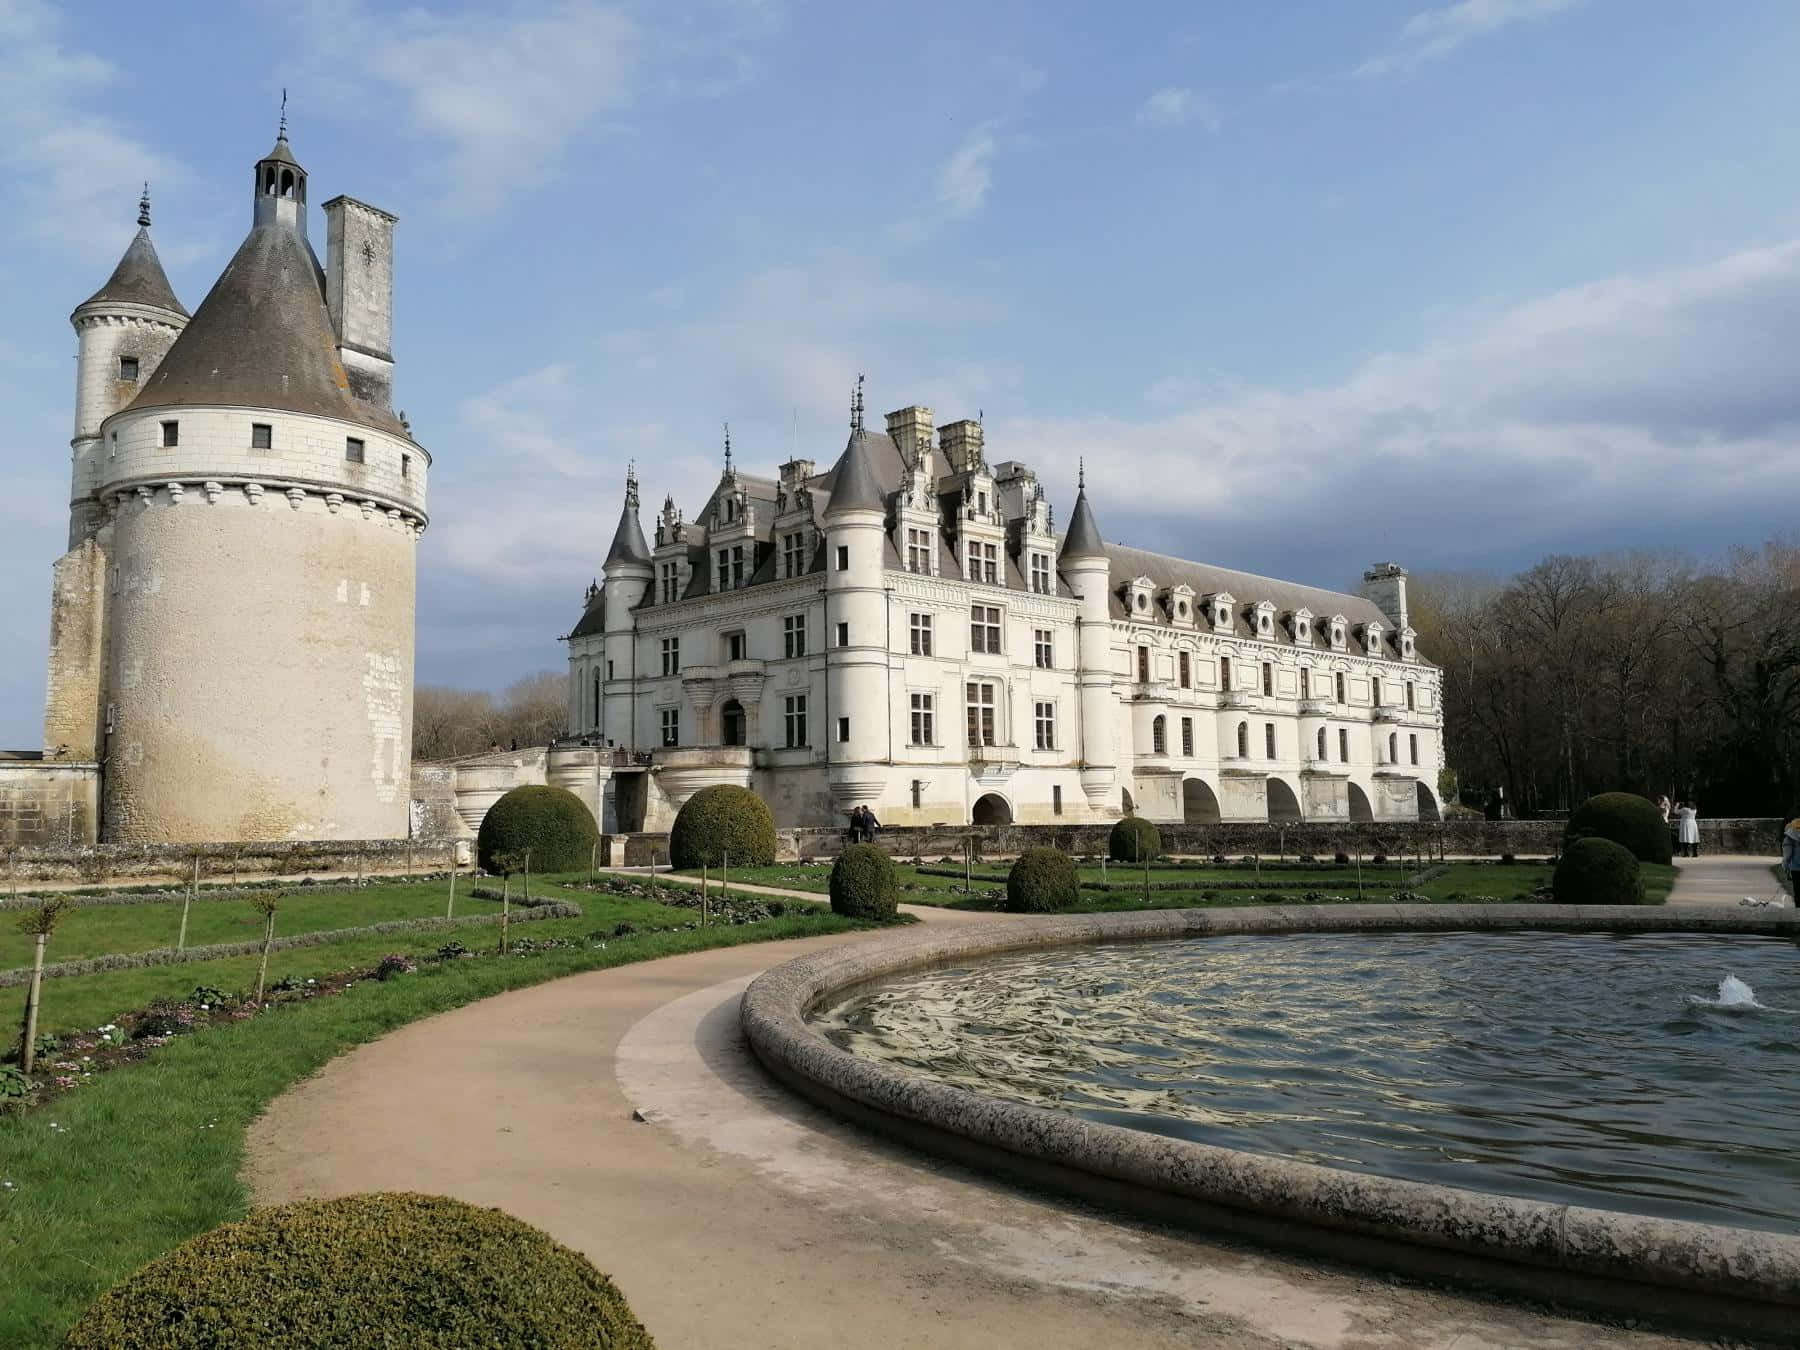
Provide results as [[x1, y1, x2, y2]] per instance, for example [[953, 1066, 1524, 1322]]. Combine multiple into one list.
[[102, 475, 426, 536], [743, 904, 1800, 1341]]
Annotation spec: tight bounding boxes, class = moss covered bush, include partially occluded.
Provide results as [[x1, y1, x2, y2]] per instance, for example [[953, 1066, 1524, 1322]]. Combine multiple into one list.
[[1108, 816, 1161, 863], [829, 844, 898, 920], [668, 784, 777, 868], [1553, 836, 1647, 905], [63, 1192, 656, 1349], [1006, 848, 1081, 913], [476, 785, 600, 876], [1564, 792, 1672, 865]]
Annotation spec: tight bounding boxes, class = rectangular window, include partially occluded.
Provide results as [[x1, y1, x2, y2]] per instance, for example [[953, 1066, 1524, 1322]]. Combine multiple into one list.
[[1407, 682, 1416, 711], [783, 531, 807, 577], [912, 779, 923, 809], [161, 420, 179, 448], [660, 708, 679, 747], [965, 682, 996, 747], [977, 490, 988, 515], [345, 436, 364, 463], [1220, 656, 1232, 691], [1034, 701, 1056, 751], [1029, 552, 1051, 595], [909, 612, 933, 656], [784, 695, 808, 748], [1410, 733, 1419, 765], [836, 544, 849, 571], [1053, 785, 1062, 816], [838, 717, 850, 744], [725, 631, 746, 662], [250, 422, 272, 449], [1181, 717, 1194, 757], [1137, 646, 1150, 682], [970, 605, 1001, 654], [1335, 671, 1346, 703], [1033, 629, 1053, 669], [607, 660, 614, 681], [660, 637, 679, 676], [118, 356, 139, 381], [1261, 662, 1273, 697], [1265, 723, 1276, 759], [1179, 651, 1191, 688], [659, 563, 679, 604], [731, 546, 744, 589], [909, 693, 935, 746], [400, 452, 411, 479], [783, 614, 807, 659], [1300, 668, 1310, 700], [836, 621, 849, 648], [1339, 727, 1349, 761], [906, 527, 932, 575], [966, 541, 998, 584]]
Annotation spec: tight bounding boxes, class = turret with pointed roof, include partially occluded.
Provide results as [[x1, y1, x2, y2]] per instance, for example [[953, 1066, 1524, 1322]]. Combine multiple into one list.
[[1058, 460, 1106, 562], [604, 464, 652, 569]]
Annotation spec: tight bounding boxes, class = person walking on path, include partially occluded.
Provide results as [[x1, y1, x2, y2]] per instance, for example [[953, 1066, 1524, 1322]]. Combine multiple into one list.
[[1782, 815, 1800, 898], [1676, 801, 1700, 859]]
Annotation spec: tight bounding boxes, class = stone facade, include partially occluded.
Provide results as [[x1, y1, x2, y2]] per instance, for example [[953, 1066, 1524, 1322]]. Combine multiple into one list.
[[564, 397, 1444, 833]]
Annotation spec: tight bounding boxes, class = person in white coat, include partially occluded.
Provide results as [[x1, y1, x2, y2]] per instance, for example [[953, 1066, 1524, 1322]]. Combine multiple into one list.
[[1675, 802, 1700, 858]]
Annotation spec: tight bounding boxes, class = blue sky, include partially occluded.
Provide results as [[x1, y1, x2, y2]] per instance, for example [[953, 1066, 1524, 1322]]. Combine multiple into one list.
[[3, 0, 1799, 746]]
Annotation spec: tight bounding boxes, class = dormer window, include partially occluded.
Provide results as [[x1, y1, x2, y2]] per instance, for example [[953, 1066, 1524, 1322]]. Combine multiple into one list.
[[1210, 592, 1235, 634], [1253, 601, 1275, 638], [1329, 615, 1347, 651], [1134, 592, 1148, 612], [1400, 626, 1417, 661], [1364, 623, 1384, 657], [1168, 584, 1196, 626], [1293, 608, 1313, 645], [724, 498, 736, 523]]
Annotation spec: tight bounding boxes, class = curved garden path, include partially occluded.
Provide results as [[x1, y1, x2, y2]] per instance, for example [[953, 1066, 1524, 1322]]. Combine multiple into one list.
[[246, 910, 1702, 1350]]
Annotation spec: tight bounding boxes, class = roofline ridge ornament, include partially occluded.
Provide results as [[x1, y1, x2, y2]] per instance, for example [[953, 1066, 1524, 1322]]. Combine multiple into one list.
[[723, 421, 732, 471], [278, 88, 289, 142], [624, 460, 639, 510], [1078, 456, 1085, 490], [850, 373, 865, 434], [138, 182, 151, 228]]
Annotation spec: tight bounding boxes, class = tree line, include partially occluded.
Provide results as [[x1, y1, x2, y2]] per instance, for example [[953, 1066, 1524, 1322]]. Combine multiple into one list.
[[1412, 541, 1800, 819], [412, 672, 566, 762]]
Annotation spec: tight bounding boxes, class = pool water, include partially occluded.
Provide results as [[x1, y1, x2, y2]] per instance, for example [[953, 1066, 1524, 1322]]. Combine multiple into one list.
[[812, 931, 1800, 1231]]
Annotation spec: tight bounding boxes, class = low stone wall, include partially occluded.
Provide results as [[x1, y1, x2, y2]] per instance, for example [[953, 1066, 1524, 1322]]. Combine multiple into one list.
[[618, 817, 1784, 865], [1, 838, 464, 887], [0, 759, 100, 847], [742, 905, 1800, 1341]]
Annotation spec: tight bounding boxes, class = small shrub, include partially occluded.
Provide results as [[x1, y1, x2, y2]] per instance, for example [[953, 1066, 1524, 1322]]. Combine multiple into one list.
[[435, 941, 470, 960], [610, 921, 637, 938], [374, 953, 416, 980], [188, 986, 228, 1008], [132, 1002, 194, 1039], [1499, 852, 1517, 865], [1371, 853, 1388, 865], [1565, 792, 1672, 865], [1108, 817, 1162, 863], [668, 784, 777, 868], [1334, 852, 1351, 865], [1006, 849, 1080, 913], [829, 845, 898, 920], [1553, 836, 1647, 905], [477, 785, 601, 876], [766, 900, 786, 918], [0, 1065, 34, 1100], [64, 1192, 656, 1349]]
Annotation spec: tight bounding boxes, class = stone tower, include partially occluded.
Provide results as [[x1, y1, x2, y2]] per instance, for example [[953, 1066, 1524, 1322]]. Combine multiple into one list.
[[52, 124, 429, 842], [821, 411, 890, 814], [1059, 470, 1117, 810]]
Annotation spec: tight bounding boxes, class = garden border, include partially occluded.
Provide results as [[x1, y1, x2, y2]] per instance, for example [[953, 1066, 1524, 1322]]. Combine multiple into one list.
[[742, 904, 1800, 1341]]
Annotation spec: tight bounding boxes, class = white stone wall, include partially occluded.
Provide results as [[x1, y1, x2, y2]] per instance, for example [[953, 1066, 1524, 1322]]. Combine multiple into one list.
[[70, 306, 185, 546]]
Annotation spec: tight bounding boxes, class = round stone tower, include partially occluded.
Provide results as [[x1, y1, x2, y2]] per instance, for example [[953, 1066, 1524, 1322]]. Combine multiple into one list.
[[821, 418, 890, 814], [86, 126, 428, 842]]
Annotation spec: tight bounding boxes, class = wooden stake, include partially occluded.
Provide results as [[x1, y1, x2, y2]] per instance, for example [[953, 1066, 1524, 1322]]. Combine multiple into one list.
[[20, 933, 46, 1075], [178, 854, 198, 952], [446, 845, 456, 920]]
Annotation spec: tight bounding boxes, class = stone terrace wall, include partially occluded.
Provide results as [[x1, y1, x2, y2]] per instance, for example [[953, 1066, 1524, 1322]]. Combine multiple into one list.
[[619, 817, 1783, 865], [2, 837, 464, 886], [0, 760, 100, 847]]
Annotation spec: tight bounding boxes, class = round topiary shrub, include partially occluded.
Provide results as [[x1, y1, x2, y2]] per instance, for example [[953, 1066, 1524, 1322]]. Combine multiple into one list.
[[1109, 816, 1161, 863], [1006, 848, 1081, 913], [63, 1192, 656, 1349], [1564, 792, 1672, 865], [668, 783, 777, 868], [829, 843, 897, 920], [1553, 836, 1647, 905], [476, 785, 599, 876]]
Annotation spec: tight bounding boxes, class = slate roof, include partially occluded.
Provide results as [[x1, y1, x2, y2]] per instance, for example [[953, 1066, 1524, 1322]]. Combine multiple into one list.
[[79, 227, 187, 317], [569, 586, 606, 639], [126, 222, 407, 437], [820, 430, 889, 515], [1059, 487, 1105, 561], [603, 502, 651, 568]]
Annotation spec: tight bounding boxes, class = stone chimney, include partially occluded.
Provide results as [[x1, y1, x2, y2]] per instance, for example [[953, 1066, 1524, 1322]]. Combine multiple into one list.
[[324, 196, 398, 411], [939, 418, 984, 474], [1361, 562, 1409, 631], [885, 405, 935, 476]]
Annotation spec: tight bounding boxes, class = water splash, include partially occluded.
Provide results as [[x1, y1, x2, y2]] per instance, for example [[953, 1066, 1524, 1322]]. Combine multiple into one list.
[[1690, 975, 1764, 1010]]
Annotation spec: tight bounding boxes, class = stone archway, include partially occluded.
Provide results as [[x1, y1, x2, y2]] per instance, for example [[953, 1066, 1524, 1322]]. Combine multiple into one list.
[[1121, 787, 1135, 815], [972, 793, 1012, 826], [1347, 781, 1374, 823], [1182, 778, 1221, 824], [1267, 778, 1303, 823], [721, 700, 746, 747], [1416, 781, 1441, 822]]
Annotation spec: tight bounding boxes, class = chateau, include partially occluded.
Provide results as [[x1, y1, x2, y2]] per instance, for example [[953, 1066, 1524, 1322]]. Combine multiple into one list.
[[563, 391, 1442, 833], [26, 123, 427, 843]]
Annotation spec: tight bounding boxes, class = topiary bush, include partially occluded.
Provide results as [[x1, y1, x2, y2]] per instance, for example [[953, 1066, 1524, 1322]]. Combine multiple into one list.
[[1006, 848, 1081, 913], [476, 785, 600, 876], [1564, 792, 1672, 865], [829, 843, 898, 920], [1109, 816, 1162, 863], [1553, 836, 1647, 905], [668, 784, 777, 868], [64, 1192, 656, 1349]]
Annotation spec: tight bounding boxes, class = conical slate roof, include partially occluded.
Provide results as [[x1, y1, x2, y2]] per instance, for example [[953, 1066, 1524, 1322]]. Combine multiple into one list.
[[1059, 485, 1106, 561], [79, 227, 187, 317], [604, 502, 651, 568], [822, 430, 887, 516], [127, 223, 405, 437]]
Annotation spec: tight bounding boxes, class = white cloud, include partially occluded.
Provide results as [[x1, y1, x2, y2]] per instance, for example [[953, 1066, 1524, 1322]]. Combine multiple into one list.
[[937, 124, 999, 218], [1355, 0, 1581, 78], [1136, 88, 1220, 131]]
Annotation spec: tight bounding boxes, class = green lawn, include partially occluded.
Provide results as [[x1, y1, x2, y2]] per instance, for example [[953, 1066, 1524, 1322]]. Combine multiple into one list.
[[0, 900, 862, 1348], [4, 877, 815, 1040]]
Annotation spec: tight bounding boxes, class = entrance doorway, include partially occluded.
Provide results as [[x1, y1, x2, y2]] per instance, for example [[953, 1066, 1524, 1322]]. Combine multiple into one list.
[[972, 793, 1012, 826], [721, 700, 746, 747]]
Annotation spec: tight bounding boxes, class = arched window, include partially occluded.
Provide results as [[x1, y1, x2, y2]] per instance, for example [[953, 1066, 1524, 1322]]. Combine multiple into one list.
[[280, 168, 296, 197], [1317, 727, 1326, 759], [1388, 732, 1398, 763], [1236, 721, 1248, 758], [1152, 715, 1167, 754]]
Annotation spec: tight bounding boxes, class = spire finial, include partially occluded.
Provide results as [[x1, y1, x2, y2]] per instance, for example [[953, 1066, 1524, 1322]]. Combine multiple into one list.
[[625, 460, 640, 510], [723, 422, 732, 471], [850, 373, 865, 433], [1078, 457, 1085, 491], [278, 88, 289, 141], [137, 182, 151, 228]]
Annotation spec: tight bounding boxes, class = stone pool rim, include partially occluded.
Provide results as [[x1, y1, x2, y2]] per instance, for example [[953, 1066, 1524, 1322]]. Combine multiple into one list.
[[741, 903, 1800, 1340]]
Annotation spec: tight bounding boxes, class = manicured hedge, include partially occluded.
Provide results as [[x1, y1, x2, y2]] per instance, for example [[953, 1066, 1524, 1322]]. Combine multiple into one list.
[[1006, 849, 1081, 913], [829, 844, 898, 920], [1553, 836, 1647, 905], [476, 786, 600, 875], [668, 785, 777, 868], [63, 1192, 656, 1348], [1564, 792, 1672, 865], [1108, 816, 1161, 863]]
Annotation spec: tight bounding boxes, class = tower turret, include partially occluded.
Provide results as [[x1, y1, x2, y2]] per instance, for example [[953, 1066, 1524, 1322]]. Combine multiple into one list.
[[1060, 464, 1117, 811], [600, 466, 652, 747], [253, 105, 308, 236], [822, 383, 890, 813]]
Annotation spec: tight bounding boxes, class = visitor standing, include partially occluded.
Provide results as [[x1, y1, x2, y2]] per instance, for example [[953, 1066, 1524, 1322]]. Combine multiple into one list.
[[1782, 815, 1800, 899], [1676, 802, 1700, 858], [862, 805, 881, 844]]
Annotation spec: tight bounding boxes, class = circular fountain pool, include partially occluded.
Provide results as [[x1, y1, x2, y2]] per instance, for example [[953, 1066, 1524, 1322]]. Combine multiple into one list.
[[813, 930, 1800, 1232]]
